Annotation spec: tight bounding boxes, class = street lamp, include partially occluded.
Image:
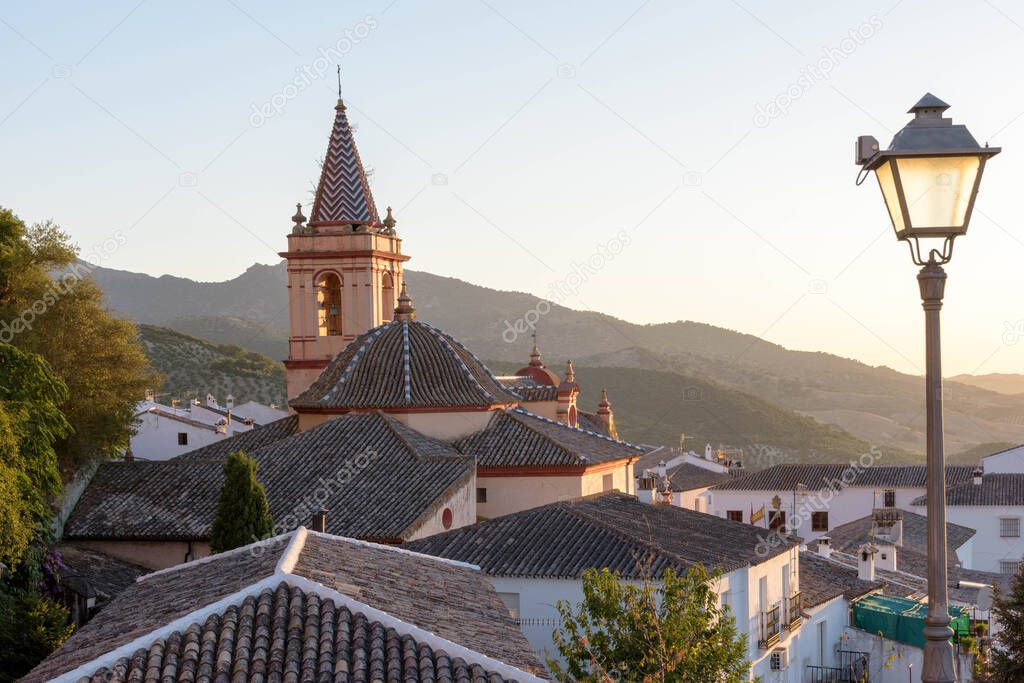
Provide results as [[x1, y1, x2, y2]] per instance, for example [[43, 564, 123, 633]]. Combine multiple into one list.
[[856, 93, 999, 683]]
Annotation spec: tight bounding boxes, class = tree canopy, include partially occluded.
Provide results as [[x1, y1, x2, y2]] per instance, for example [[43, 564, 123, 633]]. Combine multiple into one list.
[[210, 451, 274, 553], [0, 207, 156, 471], [0, 343, 71, 568], [989, 566, 1024, 682], [549, 564, 749, 683]]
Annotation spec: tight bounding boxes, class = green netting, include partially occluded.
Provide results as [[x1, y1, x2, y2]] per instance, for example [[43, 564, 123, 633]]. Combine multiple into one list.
[[852, 594, 969, 648]]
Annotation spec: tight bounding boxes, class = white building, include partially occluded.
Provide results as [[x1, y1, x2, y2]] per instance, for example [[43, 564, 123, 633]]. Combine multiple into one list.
[[911, 471, 1024, 575], [634, 445, 731, 512], [407, 491, 833, 683], [129, 393, 287, 461], [708, 463, 976, 543], [981, 444, 1024, 473]]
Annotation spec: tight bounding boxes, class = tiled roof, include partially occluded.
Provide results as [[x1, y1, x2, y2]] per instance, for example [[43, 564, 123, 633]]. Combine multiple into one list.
[[911, 473, 1024, 506], [174, 414, 299, 461], [309, 98, 381, 228], [25, 529, 545, 682], [54, 544, 149, 603], [798, 551, 882, 608], [66, 413, 473, 542], [406, 492, 795, 577], [664, 463, 732, 491], [575, 410, 611, 437], [513, 385, 560, 402], [291, 321, 521, 410], [457, 409, 642, 469], [712, 463, 976, 491], [812, 510, 975, 557]]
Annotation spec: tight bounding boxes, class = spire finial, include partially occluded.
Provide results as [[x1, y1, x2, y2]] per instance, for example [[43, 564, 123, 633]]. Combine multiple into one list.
[[528, 333, 543, 368], [337, 65, 342, 98], [395, 282, 416, 321], [382, 206, 397, 234], [564, 359, 575, 384], [291, 202, 307, 233]]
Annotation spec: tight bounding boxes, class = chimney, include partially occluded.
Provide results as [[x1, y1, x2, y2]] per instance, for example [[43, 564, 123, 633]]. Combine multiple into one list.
[[655, 460, 667, 478], [206, 393, 217, 409], [705, 443, 714, 461], [858, 543, 876, 581], [817, 536, 831, 560], [144, 388, 155, 402], [226, 393, 235, 410], [876, 541, 897, 572], [973, 468, 983, 486], [311, 508, 328, 533]]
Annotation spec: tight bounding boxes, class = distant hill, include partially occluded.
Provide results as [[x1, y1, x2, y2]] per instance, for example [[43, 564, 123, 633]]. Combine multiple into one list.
[[949, 373, 1024, 396], [88, 261, 1024, 457], [138, 324, 286, 406]]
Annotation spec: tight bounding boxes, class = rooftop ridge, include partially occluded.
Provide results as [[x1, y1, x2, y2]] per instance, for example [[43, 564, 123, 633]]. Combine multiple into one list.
[[322, 322, 392, 403], [420, 321, 518, 400], [401, 321, 412, 403], [135, 528, 300, 583], [419, 322, 498, 402], [509, 406, 644, 450]]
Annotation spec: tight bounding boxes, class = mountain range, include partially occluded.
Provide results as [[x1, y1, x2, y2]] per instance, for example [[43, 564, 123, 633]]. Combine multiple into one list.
[[87, 261, 1024, 463]]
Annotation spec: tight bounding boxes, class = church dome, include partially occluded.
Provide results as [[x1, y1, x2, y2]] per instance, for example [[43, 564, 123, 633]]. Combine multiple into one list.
[[291, 320, 521, 411], [514, 344, 560, 386]]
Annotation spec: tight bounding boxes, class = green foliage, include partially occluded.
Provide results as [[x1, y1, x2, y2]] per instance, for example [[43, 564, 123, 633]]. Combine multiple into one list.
[[0, 589, 74, 681], [138, 324, 286, 406], [989, 566, 1024, 682], [548, 564, 749, 682], [0, 344, 71, 568], [0, 207, 156, 470], [210, 451, 274, 553]]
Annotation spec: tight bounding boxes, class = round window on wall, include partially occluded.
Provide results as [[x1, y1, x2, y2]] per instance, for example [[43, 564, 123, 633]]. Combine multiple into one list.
[[442, 507, 453, 530]]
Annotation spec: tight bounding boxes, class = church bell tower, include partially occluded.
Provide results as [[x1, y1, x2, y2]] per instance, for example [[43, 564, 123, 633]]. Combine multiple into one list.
[[281, 91, 408, 400]]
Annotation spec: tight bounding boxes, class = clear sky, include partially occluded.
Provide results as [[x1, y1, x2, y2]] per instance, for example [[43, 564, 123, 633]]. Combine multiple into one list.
[[3, 0, 1024, 376]]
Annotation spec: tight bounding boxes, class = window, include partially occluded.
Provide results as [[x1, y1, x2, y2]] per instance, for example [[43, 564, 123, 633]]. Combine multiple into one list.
[[721, 590, 731, 611], [811, 511, 829, 532], [316, 272, 343, 336], [1000, 560, 1022, 575], [1000, 517, 1021, 538], [441, 507, 453, 530], [727, 510, 744, 523], [476, 487, 487, 504], [381, 272, 395, 323], [177, 432, 188, 446], [602, 473, 614, 492], [883, 490, 896, 508]]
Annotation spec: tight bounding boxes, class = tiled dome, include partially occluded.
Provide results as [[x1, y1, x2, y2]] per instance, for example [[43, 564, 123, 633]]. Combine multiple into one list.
[[291, 320, 521, 411]]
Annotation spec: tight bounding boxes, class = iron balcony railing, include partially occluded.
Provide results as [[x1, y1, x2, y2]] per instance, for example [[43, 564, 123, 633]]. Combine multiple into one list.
[[805, 650, 869, 682], [758, 604, 781, 649], [784, 591, 802, 631]]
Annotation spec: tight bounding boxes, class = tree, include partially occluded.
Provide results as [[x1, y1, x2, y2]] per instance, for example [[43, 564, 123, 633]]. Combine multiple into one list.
[[549, 564, 749, 683], [988, 565, 1024, 682], [0, 343, 71, 568], [0, 590, 74, 682], [210, 451, 273, 552], [0, 207, 156, 471]]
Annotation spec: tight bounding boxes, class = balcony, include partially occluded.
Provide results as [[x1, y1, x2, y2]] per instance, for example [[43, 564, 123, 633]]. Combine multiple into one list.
[[758, 604, 781, 649], [783, 592, 802, 631], [805, 650, 869, 683]]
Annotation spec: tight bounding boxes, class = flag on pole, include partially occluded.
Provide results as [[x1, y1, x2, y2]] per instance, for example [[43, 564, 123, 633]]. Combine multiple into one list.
[[750, 504, 765, 526]]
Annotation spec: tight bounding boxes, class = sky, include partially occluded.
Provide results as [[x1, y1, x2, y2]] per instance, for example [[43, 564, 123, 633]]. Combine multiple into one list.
[[3, 0, 1024, 377]]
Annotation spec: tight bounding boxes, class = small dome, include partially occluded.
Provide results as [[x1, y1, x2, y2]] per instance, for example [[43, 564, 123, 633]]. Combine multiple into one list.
[[291, 320, 521, 411], [514, 344, 560, 386]]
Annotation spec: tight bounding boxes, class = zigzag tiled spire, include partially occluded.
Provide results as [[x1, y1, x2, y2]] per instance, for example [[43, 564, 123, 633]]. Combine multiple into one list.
[[309, 97, 381, 228]]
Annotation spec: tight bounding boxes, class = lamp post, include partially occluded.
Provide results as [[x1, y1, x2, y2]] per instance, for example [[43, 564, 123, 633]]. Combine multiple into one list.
[[855, 93, 999, 683]]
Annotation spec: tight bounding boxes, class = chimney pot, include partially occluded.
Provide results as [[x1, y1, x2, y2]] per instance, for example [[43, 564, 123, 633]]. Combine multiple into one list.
[[973, 468, 983, 485], [817, 537, 831, 559], [311, 508, 328, 533], [858, 543, 876, 581]]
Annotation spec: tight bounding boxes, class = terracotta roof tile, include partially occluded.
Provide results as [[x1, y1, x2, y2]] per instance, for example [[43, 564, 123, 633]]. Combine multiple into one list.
[[25, 531, 545, 682], [174, 414, 298, 462], [713, 463, 975, 491], [911, 473, 1024, 506]]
